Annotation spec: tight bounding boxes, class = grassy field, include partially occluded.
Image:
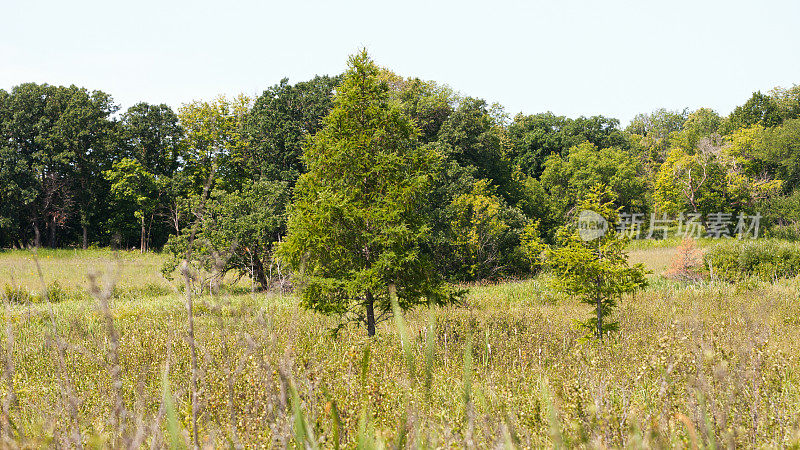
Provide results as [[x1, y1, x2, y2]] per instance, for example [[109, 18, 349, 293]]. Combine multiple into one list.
[[1, 247, 800, 448]]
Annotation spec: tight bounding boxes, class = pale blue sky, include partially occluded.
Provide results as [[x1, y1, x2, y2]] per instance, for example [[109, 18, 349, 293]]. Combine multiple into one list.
[[2, 0, 798, 124]]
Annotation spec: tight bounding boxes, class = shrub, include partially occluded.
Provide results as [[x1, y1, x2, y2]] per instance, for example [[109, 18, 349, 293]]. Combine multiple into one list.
[[43, 281, 68, 303], [665, 237, 705, 282], [3, 284, 35, 304], [765, 224, 800, 241], [705, 239, 800, 281], [2, 281, 84, 304], [113, 283, 172, 299]]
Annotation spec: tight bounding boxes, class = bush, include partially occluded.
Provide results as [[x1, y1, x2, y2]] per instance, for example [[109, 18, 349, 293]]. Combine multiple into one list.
[[665, 237, 705, 282], [765, 224, 800, 241], [2, 281, 85, 304], [705, 239, 800, 281], [3, 284, 36, 304], [43, 281, 68, 303], [113, 283, 172, 299]]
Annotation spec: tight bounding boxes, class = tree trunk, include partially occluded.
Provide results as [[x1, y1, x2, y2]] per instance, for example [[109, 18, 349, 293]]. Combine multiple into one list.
[[140, 216, 146, 253], [82, 225, 88, 250], [48, 218, 56, 248], [365, 291, 376, 337], [146, 213, 155, 254], [172, 207, 181, 234], [596, 296, 602, 339], [252, 255, 270, 291], [33, 222, 41, 248]]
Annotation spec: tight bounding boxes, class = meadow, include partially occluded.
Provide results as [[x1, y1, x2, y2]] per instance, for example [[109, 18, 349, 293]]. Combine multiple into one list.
[[1, 246, 800, 448]]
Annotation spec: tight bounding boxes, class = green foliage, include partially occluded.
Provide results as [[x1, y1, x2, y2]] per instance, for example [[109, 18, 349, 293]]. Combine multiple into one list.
[[448, 180, 528, 280], [625, 108, 688, 161], [517, 176, 555, 230], [177, 95, 251, 190], [120, 103, 184, 177], [654, 147, 728, 215], [118, 103, 188, 248], [2, 280, 84, 304], [162, 179, 290, 291], [769, 84, 800, 121], [763, 189, 800, 239], [757, 119, 800, 192], [278, 50, 459, 335], [519, 220, 546, 272], [672, 108, 722, 150], [243, 75, 340, 185], [705, 239, 800, 282], [541, 142, 648, 221], [104, 157, 159, 251], [2, 63, 800, 304], [436, 97, 519, 203], [509, 112, 627, 177], [0, 82, 118, 248], [382, 72, 455, 144], [627, 108, 688, 139], [104, 158, 159, 218], [547, 186, 648, 338], [2, 284, 36, 304], [721, 91, 783, 134], [42, 280, 77, 303]]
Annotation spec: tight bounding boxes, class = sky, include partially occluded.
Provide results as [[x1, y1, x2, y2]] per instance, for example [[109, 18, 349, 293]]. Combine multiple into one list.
[[2, 0, 799, 125]]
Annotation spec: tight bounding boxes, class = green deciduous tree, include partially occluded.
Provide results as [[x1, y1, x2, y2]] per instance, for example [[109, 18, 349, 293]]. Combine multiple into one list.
[[541, 142, 649, 222], [120, 102, 184, 177], [162, 179, 290, 291], [436, 97, 519, 203], [654, 146, 727, 216], [625, 108, 688, 175], [509, 113, 627, 177], [243, 76, 340, 185], [119, 102, 186, 248], [0, 83, 118, 248], [671, 108, 723, 151], [178, 95, 251, 191], [769, 84, 800, 121], [721, 91, 783, 134], [278, 50, 457, 336], [382, 72, 455, 144], [746, 119, 800, 192], [104, 158, 159, 252], [448, 179, 528, 280]]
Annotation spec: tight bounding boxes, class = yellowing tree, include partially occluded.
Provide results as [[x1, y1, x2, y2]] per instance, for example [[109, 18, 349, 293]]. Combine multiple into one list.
[[449, 179, 518, 279], [654, 147, 727, 215], [178, 95, 251, 188]]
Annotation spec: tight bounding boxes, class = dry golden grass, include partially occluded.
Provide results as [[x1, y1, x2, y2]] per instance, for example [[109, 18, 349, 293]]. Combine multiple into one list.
[[0, 248, 799, 448]]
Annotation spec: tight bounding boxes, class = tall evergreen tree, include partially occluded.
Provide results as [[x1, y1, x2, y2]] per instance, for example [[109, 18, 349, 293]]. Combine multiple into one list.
[[278, 50, 457, 336]]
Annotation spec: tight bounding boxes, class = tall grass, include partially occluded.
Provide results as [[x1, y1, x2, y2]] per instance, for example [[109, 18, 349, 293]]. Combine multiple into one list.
[[0, 249, 799, 447]]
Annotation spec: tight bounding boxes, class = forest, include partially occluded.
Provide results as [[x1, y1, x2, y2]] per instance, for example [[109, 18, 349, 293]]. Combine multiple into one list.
[[2, 52, 799, 286]]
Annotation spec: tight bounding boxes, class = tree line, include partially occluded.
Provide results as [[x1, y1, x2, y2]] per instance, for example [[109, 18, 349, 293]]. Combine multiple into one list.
[[2, 54, 799, 290]]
